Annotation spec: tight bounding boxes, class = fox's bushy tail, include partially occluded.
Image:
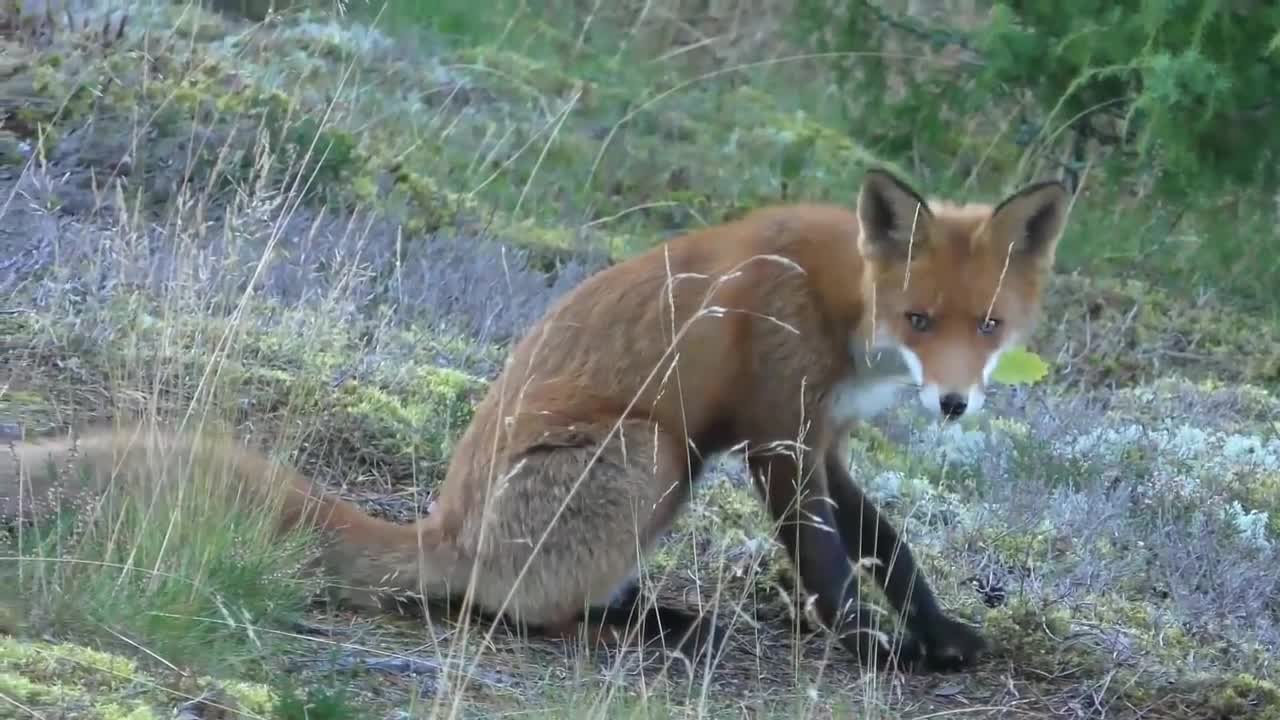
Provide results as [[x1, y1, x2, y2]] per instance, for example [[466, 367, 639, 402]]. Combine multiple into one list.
[[0, 423, 465, 610]]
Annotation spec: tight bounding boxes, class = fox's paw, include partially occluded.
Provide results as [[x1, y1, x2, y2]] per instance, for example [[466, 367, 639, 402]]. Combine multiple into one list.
[[644, 608, 728, 663], [836, 624, 924, 673], [837, 615, 986, 674], [917, 614, 987, 672]]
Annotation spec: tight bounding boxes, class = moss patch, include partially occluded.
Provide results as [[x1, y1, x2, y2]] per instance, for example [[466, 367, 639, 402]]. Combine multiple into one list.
[[1034, 274, 1280, 391], [0, 635, 277, 718], [324, 364, 485, 484]]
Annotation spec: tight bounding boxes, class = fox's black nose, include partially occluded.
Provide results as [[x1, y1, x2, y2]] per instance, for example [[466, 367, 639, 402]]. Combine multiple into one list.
[[939, 393, 967, 419]]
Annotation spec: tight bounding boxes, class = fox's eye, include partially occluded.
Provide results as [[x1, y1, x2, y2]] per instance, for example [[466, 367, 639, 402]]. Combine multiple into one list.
[[978, 317, 1000, 335], [906, 312, 932, 332]]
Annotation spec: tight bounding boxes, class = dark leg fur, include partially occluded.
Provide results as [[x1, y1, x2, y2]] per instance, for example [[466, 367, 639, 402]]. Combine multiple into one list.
[[824, 451, 986, 671], [747, 449, 913, 670], [578, 580, 725, 660]]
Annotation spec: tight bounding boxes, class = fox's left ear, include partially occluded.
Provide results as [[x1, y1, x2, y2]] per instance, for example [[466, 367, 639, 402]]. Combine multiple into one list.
[[988, 179, 1071, 267]]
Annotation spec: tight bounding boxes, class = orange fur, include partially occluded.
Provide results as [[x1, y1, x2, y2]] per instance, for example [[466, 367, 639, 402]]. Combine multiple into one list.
[[1, 168, 1072, 672]]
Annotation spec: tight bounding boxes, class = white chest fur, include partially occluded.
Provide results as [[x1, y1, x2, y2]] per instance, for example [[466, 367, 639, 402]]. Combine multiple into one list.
[[826, 344, 916, 425]]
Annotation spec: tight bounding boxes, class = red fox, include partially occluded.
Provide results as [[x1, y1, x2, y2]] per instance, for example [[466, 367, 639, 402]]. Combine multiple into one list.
[[2, 168, 1071, 672]]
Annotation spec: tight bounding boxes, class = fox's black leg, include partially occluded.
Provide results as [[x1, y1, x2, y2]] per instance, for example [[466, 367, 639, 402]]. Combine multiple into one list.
[[580, 579, 724, 659], [824, 449, 986, 671], [747, 448, 920, 670]]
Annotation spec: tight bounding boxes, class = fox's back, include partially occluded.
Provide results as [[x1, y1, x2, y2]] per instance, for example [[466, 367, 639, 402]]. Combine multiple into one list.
[[488, 204, 863, 427]]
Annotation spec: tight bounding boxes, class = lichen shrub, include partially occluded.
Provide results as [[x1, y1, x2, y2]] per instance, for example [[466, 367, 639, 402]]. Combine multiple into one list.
[[853, 379, 1280, 706]]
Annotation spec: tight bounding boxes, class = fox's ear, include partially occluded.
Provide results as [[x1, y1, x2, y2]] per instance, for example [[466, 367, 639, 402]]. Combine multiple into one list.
[[989, 179, 1071, 267], [856, 168, 933, 260]]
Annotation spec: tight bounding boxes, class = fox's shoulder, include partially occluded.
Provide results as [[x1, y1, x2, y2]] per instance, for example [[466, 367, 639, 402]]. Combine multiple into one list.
[[719, 203, 864, 248], [649, 202, 865, 273], [736, 202, 862, 227]]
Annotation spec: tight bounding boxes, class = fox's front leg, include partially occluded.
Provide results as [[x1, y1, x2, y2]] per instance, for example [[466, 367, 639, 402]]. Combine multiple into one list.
[[824, 448, 986, 671], [746, 445, 916, 671]]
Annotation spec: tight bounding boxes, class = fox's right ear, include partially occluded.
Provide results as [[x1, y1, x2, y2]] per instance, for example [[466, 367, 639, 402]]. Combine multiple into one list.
[[856, 168, 933, 261]]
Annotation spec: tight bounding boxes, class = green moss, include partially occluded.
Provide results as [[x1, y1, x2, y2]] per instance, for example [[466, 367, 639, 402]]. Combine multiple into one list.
[[492, 218, 627, 267], [969, 523, 1058, 565], [329, 365, 485, 482], [844, 423, 913, 471], [96, 704, 160, 720], [684, 477, 773, 543], [1205, 673, 1280, 719], [383, 164, 482, 235], [0, 637, 142, 714], [204, 676, 279, 715], [1093, 594, 1195, 657], [1037, 275, 1280, 391], [0, 669, 55, 703], [0, 636, 280, 719], [642, 475, 781, 601], [981, 598, 1100, 673]]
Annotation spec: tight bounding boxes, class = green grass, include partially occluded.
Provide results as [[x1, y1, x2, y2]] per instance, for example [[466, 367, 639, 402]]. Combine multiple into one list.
[[334, 0, 1280, 320], [4, 480, 317, 676], [0, 420, 324, 717]]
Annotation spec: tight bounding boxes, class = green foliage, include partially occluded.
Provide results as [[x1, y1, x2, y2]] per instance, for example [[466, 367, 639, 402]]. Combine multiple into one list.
[[980, 0, 1280, 198], [272, 679, 368, 720], [790, 0, 992, 187], [0, 463, 320, 678], [792, 0, 1280, 318], [797, 0, 1280, 198]]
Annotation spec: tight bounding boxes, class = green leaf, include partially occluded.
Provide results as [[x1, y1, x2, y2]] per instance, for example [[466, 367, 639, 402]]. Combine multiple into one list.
[[991, 347, 1050, 386]]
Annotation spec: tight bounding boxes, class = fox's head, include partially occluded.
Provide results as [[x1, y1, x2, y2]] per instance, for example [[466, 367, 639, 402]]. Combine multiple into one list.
[[854, 168, 1071, 421]]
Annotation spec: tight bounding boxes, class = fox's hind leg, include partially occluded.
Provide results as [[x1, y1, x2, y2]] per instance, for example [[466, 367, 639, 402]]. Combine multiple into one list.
[[458, 418, 717, 655], [574, 576, 726, 660]]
